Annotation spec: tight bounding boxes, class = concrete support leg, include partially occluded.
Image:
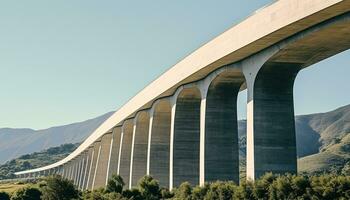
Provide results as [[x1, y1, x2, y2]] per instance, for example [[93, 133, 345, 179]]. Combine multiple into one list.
[[93, 133, 113, 189], [245, 62, 300, 180], [130, 111, 150, 187], [92, 143, 102, 190], [78, 156, 85, 189], [173, 88, 201, 187], [87, 142, 100, 190], [119, 120, 134, 188], [108, 127, 122, 180], [83, 148, 93, 190], [149, 100, 171, 188], [204, 75, 244, 183]]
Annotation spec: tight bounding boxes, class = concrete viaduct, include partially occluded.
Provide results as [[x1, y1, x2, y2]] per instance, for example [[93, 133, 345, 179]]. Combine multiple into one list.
[[15, 0, 350, 190]]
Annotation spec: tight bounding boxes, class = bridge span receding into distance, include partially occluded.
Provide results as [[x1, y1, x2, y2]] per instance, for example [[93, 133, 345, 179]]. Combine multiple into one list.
[[15, 0, 350, 190]]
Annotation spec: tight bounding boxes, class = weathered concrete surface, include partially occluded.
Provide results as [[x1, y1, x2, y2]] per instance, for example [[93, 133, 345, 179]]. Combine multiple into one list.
[[119, 120, 133, 187], [205, 74, 244, 183], [82, 148, 93, 190], [87, 142, 100, 190], [108, 127, 122, 179], [173, 88, 201, 187], [149, 100, 171, 187], [93, 133, 112, 188], [131, 112, 150, 187], [248, 63, 301, 180]]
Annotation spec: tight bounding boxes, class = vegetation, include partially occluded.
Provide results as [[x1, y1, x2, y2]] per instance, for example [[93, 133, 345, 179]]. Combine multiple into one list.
[[40, 175, 79, 200], [1, 173, 350, 199], [0, 143, 79, 180]]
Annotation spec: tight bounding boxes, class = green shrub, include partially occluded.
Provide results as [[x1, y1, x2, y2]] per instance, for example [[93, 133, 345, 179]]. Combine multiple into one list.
[[173, 182, 192, 200], [105, 174, 124, 194], [0, 191, 10, 200], [138, 175, 161, 200], [10, 187, 41, 200], [40, 175, 79, 200]]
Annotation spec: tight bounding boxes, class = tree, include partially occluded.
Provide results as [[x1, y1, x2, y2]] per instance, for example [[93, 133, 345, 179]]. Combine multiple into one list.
[[0, 192, 10, 200], [137, 175, 161, 200], [173, 182, 192, 200], [40, 175, 79, 200], [105, 174, 125, 193], [11, 187, 42, 200], [252, 172, 276, 200], [204, 181, 236, 200]]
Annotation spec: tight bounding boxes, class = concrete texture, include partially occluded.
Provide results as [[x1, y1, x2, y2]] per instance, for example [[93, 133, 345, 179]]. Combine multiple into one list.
[[149, 100, 171, 187], [108, 127, 122, 179], [205, 73, 244, 183], [87, 142, 100, 190], [131, 112, 150, 187], [82, 148, 93, 190], [93, 133, 112, 189], [119, 120, 133, 188], [173, 88, 201, 187], [249, 63, 301, 180]]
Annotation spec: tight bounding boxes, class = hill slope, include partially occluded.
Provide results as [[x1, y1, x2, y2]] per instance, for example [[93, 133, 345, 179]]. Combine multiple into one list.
[[0, 112, 113, 164], [0, 143, 79, 179]]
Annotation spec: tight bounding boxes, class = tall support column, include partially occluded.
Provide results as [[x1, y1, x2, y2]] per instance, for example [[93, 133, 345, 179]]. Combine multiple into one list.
[[107, 127, 122, 180], [87, 142, 100, 190], [83, 147, 93, 190], [75, 158, 81, 185], [203, 68, 244, 184], [92, 143, 102, 190], [105, 132, 114, 185], [78, 156, 85, 189], [172, 87, 201, 187], [245, 62, 300, 180], [148, 99, 171, 188], [241, 46, 300, 180], [119, 120, 134, 188], [69, 162, 74, 181], [130, 111, 150, 188], [93, 133, 113, 189]]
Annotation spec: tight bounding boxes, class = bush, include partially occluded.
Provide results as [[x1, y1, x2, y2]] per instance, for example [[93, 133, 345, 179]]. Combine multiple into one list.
[[173, 182, 192, 200], [10, 187, 41, 200], [40, 175, 79, 200], [0, 192, 10, 200], [138, 175, 161, 200], [105, 174, 124, 193], [122, 188, 142, 200], [204, 181, 236, 200]]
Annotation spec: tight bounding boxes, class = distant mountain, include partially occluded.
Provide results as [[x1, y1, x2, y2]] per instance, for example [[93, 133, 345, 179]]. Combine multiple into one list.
[[297, 104, 350, 174], [0, 112, 114, 164]]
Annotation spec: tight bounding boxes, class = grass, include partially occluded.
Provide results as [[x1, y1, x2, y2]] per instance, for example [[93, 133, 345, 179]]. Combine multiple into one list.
[[0, 182, 32, 194]]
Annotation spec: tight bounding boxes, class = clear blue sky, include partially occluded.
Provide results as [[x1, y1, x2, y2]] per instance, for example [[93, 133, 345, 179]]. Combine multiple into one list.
[[1, 1, 349, 130]]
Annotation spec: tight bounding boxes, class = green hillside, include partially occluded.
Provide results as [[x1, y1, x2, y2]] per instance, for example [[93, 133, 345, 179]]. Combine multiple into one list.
[[298, 104, 350, 175], [0, 143, 79, 180]]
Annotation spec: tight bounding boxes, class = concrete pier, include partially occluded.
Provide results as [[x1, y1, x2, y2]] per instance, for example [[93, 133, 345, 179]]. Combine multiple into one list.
[[93, 133, 113, 188], [119, 120, 134, 188], [130, 112, 150, 187], [149, 100, 171, 187], [173, 88, 201, 187]]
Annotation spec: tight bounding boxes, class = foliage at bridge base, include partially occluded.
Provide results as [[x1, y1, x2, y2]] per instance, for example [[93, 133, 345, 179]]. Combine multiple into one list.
[[2, 173, 350, 199]]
